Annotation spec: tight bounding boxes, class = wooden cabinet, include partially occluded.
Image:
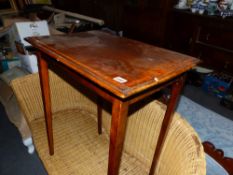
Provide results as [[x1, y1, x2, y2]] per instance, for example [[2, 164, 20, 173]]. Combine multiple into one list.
[[122, 0, 176, 45], [169, 10, 233, 74], [194, 26, 233, 73], [51, 0, 176, 46], [52, 0, 121, 30]]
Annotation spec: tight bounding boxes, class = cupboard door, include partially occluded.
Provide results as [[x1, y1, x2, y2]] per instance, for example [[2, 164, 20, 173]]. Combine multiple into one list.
[[123, 0, 174, 45], [198, 26, 233, 51], [52, 0, 81, 13], [92, 0, 120, 29], [195, 45, 233, 73]]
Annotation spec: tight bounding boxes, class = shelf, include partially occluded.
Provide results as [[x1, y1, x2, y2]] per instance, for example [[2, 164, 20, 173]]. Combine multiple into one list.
[[173, 8, 233, 22]]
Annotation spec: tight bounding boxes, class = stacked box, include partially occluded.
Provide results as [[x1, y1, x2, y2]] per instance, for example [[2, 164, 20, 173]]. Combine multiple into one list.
[[10, 20, 50, 73], [202, 72, 233, 98]]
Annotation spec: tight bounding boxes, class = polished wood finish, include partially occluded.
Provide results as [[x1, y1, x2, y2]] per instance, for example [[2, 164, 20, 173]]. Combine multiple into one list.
[[203, 141, 233, 175], [37, 52, 54, 155], [26, 31, 198, 99], [97, 96, 103, 135], [108, 100, 129, 175], [149, 76, 185, 175], [26, 31, 199, 175]]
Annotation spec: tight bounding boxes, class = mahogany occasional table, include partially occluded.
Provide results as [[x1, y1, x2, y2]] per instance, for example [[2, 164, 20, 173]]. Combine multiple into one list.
[[26, 31, 199, 175]]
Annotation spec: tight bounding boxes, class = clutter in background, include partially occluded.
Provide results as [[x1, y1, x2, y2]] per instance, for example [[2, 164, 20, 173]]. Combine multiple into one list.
[[175, 0, 233, 17], [202, 72, 233, 98], [187, 67, 233, 110], [220, 83, 233, 110], [0, 5, 105, 73], [5, 20, 51, 73], [0, 36, 20, 73]]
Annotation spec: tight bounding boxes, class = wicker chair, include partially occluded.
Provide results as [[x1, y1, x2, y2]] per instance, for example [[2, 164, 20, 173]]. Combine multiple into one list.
[[11, 71, 206, 175]]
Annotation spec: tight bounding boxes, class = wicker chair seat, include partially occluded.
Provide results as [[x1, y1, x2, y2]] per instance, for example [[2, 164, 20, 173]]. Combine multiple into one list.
[[11, 71, 206, 175], [31, 108, 148, 175]]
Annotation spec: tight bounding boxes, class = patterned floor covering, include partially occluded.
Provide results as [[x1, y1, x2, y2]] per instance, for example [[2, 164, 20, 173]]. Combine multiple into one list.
[[177, 95, 233, 175]]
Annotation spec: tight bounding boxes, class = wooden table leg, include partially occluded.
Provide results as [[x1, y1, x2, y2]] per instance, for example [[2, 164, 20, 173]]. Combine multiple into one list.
[[97, 96, 103, 135], [149, 75, 185, 175], [108, 99, 129, 175], [37, 52, 54, 155]]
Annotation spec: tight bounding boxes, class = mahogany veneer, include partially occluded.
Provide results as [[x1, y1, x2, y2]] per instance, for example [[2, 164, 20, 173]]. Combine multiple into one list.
[[26, 31, 199, 175]]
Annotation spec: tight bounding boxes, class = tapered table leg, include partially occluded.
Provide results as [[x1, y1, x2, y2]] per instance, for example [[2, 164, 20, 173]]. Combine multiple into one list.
[[108, 99, 129, 175], [97, 96, 103, 135], [37, 53, 54, 155], [149, 75, 185, 175]]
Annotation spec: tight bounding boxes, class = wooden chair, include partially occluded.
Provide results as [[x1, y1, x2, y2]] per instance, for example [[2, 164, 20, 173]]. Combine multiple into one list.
[[203, 141, 233, 175]]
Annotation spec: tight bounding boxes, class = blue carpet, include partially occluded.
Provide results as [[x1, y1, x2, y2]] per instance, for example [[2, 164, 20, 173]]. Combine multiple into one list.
[[177, 95, 233, 175]]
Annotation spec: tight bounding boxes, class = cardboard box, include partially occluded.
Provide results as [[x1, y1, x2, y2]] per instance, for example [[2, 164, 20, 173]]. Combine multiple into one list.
[[12, 20, 50, 47], [10, 20, 50, 73], [19, 54, 38, 73]]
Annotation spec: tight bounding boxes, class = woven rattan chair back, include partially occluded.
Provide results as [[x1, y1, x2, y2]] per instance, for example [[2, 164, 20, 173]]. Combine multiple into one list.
[[11, 71, 206, 175]]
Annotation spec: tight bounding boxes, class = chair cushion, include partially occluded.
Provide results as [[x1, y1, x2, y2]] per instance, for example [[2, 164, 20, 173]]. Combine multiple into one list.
[[31, 108, 148, 175]]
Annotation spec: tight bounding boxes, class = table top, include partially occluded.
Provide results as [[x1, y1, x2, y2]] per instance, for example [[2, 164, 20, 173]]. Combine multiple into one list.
[[26, 31, 199, 99]]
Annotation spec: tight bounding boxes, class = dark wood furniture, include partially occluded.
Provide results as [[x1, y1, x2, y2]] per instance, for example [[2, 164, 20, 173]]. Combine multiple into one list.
[[26, 31, 199, 175], [51, 0, 176, 46], [51, 0, 121, 30], [169, 9, 233, 74], [121, 0, 176, 46], [203, 141, 233, 175]]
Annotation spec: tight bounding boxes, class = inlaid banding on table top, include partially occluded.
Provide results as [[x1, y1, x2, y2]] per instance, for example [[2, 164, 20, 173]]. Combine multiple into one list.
[[26, 30, 200, 175], [26, 31, 199, 98]]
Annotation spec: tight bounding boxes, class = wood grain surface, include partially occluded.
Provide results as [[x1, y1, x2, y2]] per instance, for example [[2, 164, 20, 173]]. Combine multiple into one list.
[[26, 31, 199, 98]]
